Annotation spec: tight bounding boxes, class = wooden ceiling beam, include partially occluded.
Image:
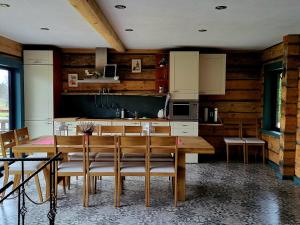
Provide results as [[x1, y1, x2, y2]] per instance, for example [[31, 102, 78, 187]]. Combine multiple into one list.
[[0, 35, 22, 57], [68, 0, 126, 52]]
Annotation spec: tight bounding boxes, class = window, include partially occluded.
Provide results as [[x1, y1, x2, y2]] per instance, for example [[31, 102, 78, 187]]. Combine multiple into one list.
[[0, 68, 10, 133], [263, 61, 283, 132], [275, 75, 282, 130]]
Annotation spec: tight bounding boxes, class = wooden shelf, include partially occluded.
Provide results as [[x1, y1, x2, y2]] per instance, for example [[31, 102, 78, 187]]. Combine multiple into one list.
[[77, 78, 120, 84], [198, 123, 223, 126], [61, 91, 167, 97]]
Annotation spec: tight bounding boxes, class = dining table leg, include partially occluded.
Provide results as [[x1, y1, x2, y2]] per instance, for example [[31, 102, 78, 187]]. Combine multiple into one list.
[[177, 152, 186, 201]]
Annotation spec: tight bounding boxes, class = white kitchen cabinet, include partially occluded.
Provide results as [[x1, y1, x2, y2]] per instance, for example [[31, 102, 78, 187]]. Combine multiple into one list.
[[170, 51, 199, 100], [23, 50, 53, 65], [170, 121, 199, 163], [199, 54, 226, 95], [24, 50, 55, 137], [111, 121, 140, 126], [24, 65, 53, 121], [25, 120, 53, 138]]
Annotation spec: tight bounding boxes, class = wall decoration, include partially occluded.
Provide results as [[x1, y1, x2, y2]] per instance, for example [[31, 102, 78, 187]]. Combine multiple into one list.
[[68, 74, 78, 87], [132, 59, 142, 73]]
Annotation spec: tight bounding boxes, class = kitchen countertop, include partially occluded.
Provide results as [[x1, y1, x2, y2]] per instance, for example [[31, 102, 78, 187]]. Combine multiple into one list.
[[54, 117, 170, 122]]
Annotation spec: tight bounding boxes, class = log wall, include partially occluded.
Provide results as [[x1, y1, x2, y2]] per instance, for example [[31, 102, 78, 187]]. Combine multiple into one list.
[[199, 52, 262, 158], [61, 49, 167, 94], [280, 35, 300, 177]]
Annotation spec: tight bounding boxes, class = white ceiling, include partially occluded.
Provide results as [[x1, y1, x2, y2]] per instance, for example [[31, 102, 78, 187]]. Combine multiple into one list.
[[0, 0, 109, 48], [0, 0, 300, 50]]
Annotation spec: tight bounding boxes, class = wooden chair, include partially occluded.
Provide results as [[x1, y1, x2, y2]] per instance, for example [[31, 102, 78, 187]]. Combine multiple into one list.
[[68, 126, 99, 161], [99, 126, 124, 136], [223, 120, 246, 163], [0, 131, 43, 202], [54, 135, 86, 206], [150, 126, 171, 136], [123, 126, 145, 161], [242, 119, 265, 164], [147, 136, 178, 207], [14, 127, 47, 158], [85, 136, 118, 207], [149, 126, 174, 162], [124, 126, 143, 136], [117, 136, 148, 207], [95, 126, 124, 162]]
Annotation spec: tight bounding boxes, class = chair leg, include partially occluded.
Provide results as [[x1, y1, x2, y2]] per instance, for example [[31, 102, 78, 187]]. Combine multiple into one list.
[[226, 144, 229, 163], [114, 175, 118, 207], [174, 175, 177, 207], [262, 144, 265, 164], [94, 176, 97, 194], [146, 175, 150, 207], [84, 175, 88, 207], [117, 174, 121, 207], [67, 177, 71, 190], [13, 175, 21, 190], [34, 175, 43, 202], [243, 144, 246, 164], [1, 169, 9, 198], [62, 177, 66, 194]]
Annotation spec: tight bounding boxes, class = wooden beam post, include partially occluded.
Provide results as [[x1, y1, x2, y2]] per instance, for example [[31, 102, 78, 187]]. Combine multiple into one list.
[[68, 0, 126, 52]]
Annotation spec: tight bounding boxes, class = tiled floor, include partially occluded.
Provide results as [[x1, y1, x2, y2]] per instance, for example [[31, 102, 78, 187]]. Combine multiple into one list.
[[1, 163, 300, 225]]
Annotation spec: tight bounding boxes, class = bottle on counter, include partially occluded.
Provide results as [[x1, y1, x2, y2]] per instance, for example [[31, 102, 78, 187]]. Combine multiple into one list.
[[214, 108, 218, 123], [121, 108, 125, 119], [115, 108, 120, 118]]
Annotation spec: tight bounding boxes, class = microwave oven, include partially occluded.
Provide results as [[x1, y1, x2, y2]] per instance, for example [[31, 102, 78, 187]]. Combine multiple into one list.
[[169, 100, 198, 121]]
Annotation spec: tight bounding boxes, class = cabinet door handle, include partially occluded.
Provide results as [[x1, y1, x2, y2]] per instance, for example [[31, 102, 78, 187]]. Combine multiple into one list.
[[182, 131, 188, 133]]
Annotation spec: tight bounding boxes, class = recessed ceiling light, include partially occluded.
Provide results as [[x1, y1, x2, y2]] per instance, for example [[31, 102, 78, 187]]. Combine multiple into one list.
[[0, 3, 10, 7], [215, 5, 227, 10], [40, 27, 50, 31], [125, 28, 133, 32], [115, 5, 126, 9], [198, 29, 207, 32]]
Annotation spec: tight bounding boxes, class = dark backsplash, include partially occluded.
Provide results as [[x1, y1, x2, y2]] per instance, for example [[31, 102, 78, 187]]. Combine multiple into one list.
[[60, 95, 166, 119]]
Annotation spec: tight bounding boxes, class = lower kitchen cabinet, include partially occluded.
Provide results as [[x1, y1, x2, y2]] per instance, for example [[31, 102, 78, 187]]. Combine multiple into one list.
[[170, 121, 199, 163]]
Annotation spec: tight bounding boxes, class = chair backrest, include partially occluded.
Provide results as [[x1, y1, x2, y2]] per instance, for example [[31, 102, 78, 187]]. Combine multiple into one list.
[[149, 136, 177, 155], [99, 126, 124, 136], [150, 126, 171, 136], [241, 119, 259, 138], [54, 136, 85, 162], [14, 127, 30, 145], [124, 126, 143, 136], [88, 136, 117, 153], [0, 131, 16, 158], [119, 136, 148, 154], [87, 136, 118, 167], [223, 119, 242, 138], [76, 125, 99, 136]]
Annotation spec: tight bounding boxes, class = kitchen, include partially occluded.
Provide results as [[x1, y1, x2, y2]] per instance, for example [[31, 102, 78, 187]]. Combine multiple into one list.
[[1, 0, 300, 225]]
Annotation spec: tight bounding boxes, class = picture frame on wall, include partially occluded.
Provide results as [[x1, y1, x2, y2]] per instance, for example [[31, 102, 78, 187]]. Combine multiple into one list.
[[68, 73, 78, 87], [132, 59, 142, 73]]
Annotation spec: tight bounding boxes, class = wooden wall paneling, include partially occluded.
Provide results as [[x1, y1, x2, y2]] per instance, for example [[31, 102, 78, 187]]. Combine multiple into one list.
[[262, 43, 284, 62], [0, 35, 22, 57], [278, 35, 300, 177], [62, 51, 167, 95], [199, 52, 263, 157]]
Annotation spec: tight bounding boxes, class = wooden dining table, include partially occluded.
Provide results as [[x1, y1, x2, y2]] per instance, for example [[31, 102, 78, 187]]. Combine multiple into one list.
[[12, 135, 215, 201]]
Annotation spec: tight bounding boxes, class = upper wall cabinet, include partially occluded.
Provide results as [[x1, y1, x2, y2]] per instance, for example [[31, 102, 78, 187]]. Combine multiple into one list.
[[23, 50, 53, 65], [199, 54, 226, 95], [169, 51, 199, 99]]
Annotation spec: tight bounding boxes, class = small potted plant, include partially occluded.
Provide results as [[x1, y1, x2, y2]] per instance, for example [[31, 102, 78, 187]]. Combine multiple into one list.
[[78, 122, 95, 136]]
